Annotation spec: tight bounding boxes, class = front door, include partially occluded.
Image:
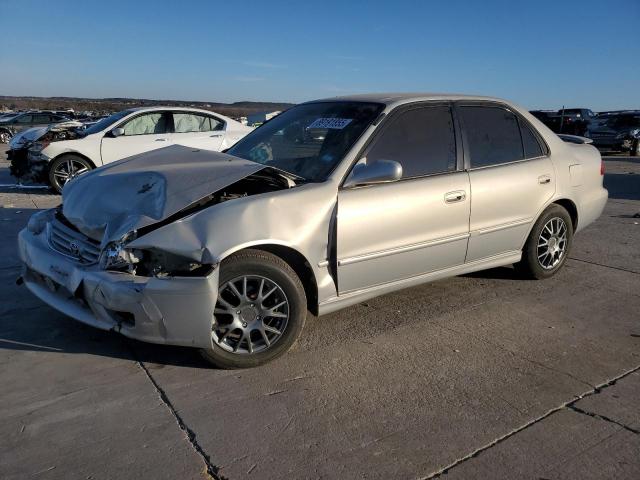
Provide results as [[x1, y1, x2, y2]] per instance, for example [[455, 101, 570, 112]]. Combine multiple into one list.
[[336, 104, 470, 293], [100, 111, 172, 165]]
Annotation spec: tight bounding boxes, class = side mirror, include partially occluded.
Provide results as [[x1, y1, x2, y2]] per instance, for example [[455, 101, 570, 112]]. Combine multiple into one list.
[[343, 159, 403, 188], [111, 127, 125, 137]]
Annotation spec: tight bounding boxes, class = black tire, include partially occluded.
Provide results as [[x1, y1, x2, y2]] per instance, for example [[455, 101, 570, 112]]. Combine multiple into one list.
[[631, 140, 640, 157], [515, 204, 573, 280], [48, 154, 93, 194], [200, 249, 307, 369]]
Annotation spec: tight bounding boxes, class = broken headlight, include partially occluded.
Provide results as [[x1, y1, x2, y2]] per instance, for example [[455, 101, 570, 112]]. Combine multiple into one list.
[[99, 241, 141, 271], [27, 209, 54, 235], [135, 249, 212, 278]]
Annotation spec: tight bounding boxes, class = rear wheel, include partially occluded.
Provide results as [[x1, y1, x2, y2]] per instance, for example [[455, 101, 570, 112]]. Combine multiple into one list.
[[200, 249, 307, 369], [515, 204, 573, 279], [0, 130, 11, 143], [48, 154, 93, 193], [632, 140, 640, 157]]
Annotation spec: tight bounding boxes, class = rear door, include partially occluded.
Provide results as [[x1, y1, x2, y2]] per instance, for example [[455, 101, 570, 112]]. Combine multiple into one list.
[[169, 111, 226, 151], [457, 103, 555, 262], [100, 111, 172, 164], [336, 103, 470, 293]]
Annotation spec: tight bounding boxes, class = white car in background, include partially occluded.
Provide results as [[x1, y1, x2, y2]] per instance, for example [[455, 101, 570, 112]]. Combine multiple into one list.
[[28, 107, 252, 192]]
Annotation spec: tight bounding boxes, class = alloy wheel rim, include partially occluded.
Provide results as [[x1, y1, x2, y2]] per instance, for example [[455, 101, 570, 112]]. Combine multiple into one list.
[[212, 275, 289, 354], [537, 217, 568, 270], [53, 159, 89, 189]]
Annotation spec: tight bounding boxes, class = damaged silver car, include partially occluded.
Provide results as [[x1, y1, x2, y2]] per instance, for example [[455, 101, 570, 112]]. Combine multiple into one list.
[[18, 94, 608, 368]]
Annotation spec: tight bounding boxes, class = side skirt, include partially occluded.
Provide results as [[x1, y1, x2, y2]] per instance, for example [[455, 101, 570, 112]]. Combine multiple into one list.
[[317, 250, 522, 316]]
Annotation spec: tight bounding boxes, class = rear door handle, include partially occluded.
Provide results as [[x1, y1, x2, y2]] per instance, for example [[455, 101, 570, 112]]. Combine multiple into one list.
[[538, 174, 551, 184], [210, 134, 222, 137], [444, 190, 466, 203], [155, 138, 168, 142]]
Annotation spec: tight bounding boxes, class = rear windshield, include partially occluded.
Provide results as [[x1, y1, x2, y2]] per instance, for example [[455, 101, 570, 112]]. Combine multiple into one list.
[[227, 102, 384, 182]]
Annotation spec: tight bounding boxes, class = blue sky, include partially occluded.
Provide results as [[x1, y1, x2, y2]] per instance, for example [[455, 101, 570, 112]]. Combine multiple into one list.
[[0, 0, 638, 110]]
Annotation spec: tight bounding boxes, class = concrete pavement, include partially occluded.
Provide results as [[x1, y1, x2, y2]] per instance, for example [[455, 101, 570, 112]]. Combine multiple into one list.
[[1, 144, 638, 479]]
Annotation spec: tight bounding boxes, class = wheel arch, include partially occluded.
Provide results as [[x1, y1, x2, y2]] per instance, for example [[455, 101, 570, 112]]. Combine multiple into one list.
[[51, 151, 98, 170], [221, 243, 319, 316], [552, 198, 578, 231], [520, 197, 579, 250]]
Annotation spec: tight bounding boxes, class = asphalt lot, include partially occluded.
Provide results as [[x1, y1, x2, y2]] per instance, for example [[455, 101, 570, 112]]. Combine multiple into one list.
[[0, 143, 639, 479]]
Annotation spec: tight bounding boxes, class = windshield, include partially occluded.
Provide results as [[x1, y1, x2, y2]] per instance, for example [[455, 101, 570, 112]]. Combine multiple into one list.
[[81, 110, 131, 136], [227, 101, 384, 181]]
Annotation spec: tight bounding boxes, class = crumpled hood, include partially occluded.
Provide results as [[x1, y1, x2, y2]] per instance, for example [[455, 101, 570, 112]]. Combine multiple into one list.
[[9, 126, 47, 147], [62, 144, 264, 244]]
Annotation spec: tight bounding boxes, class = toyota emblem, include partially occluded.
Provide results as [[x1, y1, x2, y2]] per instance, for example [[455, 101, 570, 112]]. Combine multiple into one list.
[[68, 240, 81, 257]]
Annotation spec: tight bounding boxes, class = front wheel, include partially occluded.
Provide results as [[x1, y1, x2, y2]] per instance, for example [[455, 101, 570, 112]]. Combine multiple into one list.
[[200, 249, 307, 369], [0, 130, 11, 143], [632, 140, 640, 157], [48, 154, 93, 193], [515, 204, 573, 279]]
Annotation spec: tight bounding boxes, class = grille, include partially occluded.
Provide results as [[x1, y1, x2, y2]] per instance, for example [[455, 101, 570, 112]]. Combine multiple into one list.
[[47, 218, 101, 265]]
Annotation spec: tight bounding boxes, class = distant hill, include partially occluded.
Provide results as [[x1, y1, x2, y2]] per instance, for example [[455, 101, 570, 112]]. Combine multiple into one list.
[[0, 95, 295, 119]]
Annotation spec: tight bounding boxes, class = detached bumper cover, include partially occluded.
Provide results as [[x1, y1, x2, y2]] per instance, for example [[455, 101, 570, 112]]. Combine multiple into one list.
[[18, 227, 218, 349]]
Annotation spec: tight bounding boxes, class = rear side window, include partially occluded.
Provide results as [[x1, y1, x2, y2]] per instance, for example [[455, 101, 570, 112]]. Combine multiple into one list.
[[521, 122, 544, 158], [366, 105, 456, 178], [460, 106, 523, 168], [15, 114, 33, 123], [173, 113, 223, 133], [32, 114, 52, 124]]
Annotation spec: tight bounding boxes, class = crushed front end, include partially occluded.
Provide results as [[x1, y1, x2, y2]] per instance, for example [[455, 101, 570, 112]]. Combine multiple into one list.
[[17, 208, 219, 349]]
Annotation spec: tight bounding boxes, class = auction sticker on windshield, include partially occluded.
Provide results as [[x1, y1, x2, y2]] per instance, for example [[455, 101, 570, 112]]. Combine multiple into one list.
[[307, 118, 353, 129]]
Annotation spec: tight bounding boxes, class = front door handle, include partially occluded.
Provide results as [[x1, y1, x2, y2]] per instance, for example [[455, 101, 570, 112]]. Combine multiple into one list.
[[538, 174, 551, 184], [444, 190, 466, 203], [155, 138, 168, 142]]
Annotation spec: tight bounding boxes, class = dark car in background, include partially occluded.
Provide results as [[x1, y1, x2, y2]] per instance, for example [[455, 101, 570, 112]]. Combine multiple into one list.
[[0, 112, 70, 143], [587, 114, 640, 155], [530, 108, 597, 136]]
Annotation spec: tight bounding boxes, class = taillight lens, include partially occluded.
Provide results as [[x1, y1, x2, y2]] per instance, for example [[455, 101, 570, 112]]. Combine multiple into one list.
[[600, 159, 605, 176]]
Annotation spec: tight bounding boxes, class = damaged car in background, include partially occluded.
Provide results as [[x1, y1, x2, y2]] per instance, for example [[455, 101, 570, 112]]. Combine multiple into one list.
[[17, 106, 252, 193], [17, 94, 608, 368], [8, 120, 86, 182]]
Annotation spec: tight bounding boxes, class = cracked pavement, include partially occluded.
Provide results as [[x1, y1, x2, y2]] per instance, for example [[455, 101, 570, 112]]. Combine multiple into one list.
[[1, 144, 639, 479]]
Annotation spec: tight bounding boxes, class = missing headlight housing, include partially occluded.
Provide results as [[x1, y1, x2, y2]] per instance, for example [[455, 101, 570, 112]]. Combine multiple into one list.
[[135, 249, 213, 278]]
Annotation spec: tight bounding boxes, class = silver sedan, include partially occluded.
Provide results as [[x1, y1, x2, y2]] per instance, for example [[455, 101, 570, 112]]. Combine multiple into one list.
[[18, 94, 608, 368]]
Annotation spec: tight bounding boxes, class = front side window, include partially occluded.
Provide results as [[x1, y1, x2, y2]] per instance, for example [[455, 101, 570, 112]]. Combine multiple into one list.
[[227, 102, 384, 182], [173, 113, 222, 133], [365, 105, 456, 178], [460, 106, 524, 168], [122, 112, 168, 136]]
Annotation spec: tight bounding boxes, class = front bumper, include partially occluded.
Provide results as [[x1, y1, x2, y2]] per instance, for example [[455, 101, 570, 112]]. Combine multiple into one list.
[[27, 150, 50, 163], [18, 227, 219, 349]]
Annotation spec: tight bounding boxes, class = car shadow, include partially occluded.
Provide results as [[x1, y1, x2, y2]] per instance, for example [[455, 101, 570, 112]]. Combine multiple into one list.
[[461, 265, 522, 280], [0, 314, 215, 369], [604, 172, 640, 200]]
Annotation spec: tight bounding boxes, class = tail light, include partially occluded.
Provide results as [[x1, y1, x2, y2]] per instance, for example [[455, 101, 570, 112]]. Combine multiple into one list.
[[600, 159, 605, 176]]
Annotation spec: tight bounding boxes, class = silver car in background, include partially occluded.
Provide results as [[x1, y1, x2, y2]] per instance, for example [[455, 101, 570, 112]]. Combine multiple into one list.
[[18, 94, 608, 368]]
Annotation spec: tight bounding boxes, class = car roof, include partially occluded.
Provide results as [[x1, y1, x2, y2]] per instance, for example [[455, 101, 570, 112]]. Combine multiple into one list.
[[308, 92, 508, 108], [123, 106, 236, 122]]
